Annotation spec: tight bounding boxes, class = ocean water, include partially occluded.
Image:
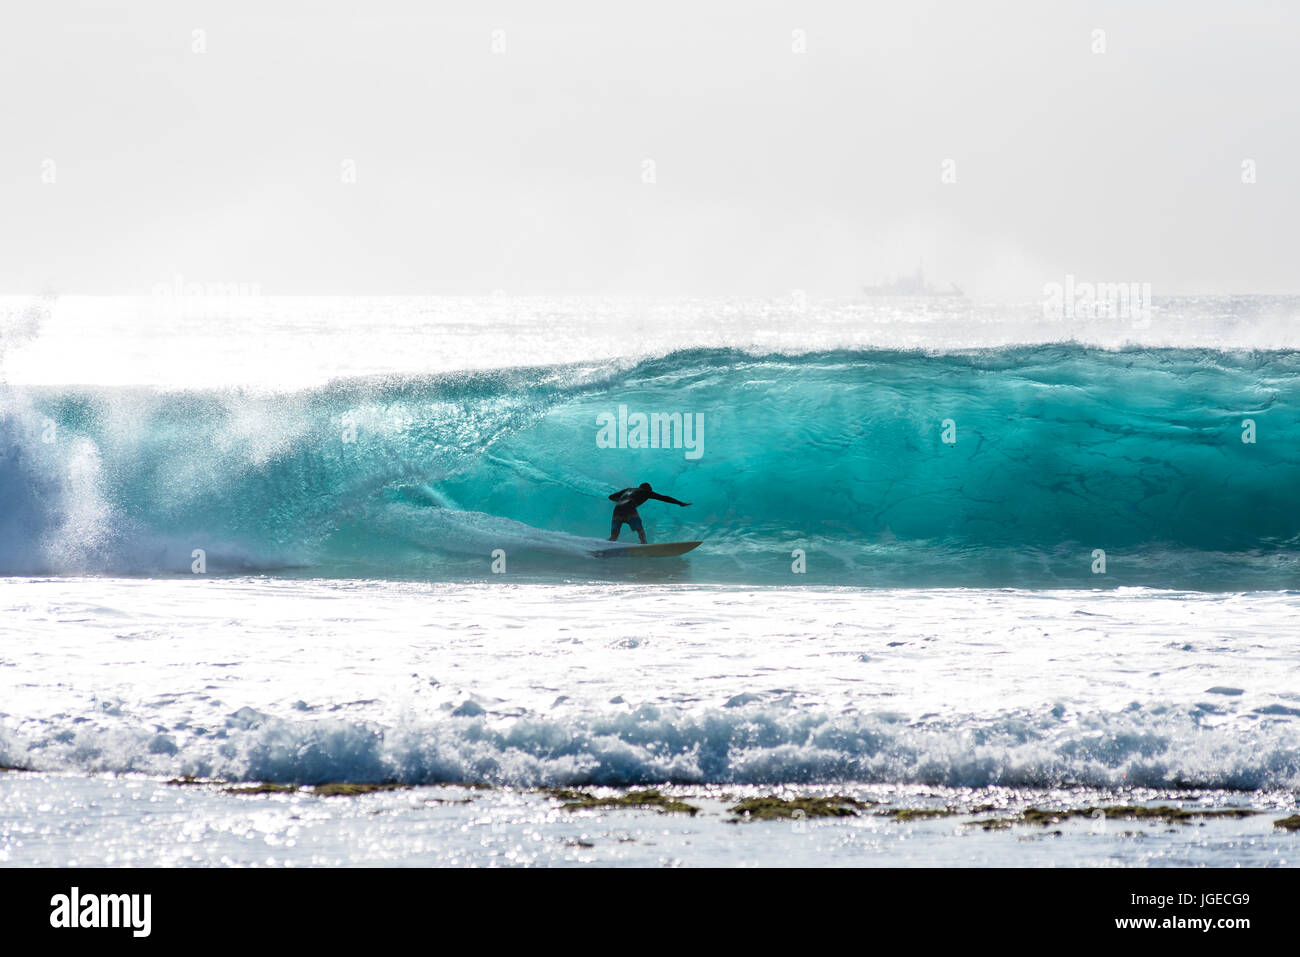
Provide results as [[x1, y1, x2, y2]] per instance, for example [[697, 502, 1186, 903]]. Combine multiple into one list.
[[2, 295, 1298, 866]]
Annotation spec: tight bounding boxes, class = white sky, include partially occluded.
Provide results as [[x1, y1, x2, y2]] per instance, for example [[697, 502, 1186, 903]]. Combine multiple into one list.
[[2, 1, 1297, 296]]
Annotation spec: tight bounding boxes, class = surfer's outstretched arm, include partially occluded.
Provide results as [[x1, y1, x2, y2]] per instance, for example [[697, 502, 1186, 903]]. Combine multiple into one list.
[[648, 492, 690, 506]]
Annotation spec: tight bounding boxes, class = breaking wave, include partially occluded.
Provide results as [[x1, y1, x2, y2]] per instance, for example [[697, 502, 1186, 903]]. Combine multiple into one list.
[[3, 346, 1298, 586]]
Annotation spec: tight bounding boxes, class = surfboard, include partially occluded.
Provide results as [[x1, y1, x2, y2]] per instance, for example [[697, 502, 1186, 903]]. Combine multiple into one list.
[[593, 540, 703, 558]]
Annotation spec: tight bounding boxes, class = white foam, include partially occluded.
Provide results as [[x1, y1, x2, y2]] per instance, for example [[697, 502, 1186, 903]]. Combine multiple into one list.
[[3, 579, 1297, 789], [5, 294, 1298, 390]]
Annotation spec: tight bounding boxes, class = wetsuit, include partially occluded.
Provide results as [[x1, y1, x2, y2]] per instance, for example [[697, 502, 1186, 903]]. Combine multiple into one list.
[[608, 486, 689, 542]]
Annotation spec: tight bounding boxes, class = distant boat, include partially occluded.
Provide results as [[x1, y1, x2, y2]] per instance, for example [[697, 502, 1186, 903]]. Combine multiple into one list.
[[862, 265, 964, 297]]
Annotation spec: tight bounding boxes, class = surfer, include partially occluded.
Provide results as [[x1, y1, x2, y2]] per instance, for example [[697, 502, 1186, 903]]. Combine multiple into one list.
[[607, 482, 690, 543]]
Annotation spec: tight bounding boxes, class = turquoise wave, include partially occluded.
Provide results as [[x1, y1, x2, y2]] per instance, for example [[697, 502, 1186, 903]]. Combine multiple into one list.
[[4, 346, 1299, 586]]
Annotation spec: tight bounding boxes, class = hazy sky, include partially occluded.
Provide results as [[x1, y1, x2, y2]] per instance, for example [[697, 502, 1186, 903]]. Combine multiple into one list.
[[2, 1, 1297, 296]]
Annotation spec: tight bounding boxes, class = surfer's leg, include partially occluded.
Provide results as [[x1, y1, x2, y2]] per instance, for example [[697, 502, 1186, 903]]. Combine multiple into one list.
[[609, 515, 622, 541], [630, 512, 646, 544]]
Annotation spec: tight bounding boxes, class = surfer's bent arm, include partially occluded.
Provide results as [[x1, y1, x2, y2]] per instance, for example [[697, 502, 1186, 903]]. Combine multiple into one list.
[[648, 492, 689, 506]]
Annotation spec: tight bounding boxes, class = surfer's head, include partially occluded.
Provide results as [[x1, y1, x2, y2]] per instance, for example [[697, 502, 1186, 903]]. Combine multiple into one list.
[[639, 482, 652, 492]]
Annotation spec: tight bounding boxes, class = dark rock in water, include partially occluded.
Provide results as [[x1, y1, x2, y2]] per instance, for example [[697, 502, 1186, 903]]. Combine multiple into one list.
[[166, 775, 214, 786], [969, 805, 1260, 830], [729, 796, 871, 821], [223, 782, 298, 795], [543, 788, 592, 802], [551, 788, 699, 815], [878, 807, 961, 821], [1274, 815, 1300, 831], [312, 782, 412, 797], [214, 780, 415, 797]]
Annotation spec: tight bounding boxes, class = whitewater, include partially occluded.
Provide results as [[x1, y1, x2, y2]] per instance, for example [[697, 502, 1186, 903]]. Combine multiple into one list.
[[2, 294, 1298, 867]]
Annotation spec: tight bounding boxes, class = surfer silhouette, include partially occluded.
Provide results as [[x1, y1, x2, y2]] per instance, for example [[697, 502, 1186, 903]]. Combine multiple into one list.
[[607, 482, 690, 543]]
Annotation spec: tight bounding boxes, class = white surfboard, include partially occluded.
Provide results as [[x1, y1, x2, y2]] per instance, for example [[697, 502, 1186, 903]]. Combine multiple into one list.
[[592, 540, 703, 558]]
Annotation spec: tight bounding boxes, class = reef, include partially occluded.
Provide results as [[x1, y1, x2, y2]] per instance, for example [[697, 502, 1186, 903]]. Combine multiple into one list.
[[729, 795, 871, 821], [550, 788, 700, 815], [969, 805, 1259, 830]]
